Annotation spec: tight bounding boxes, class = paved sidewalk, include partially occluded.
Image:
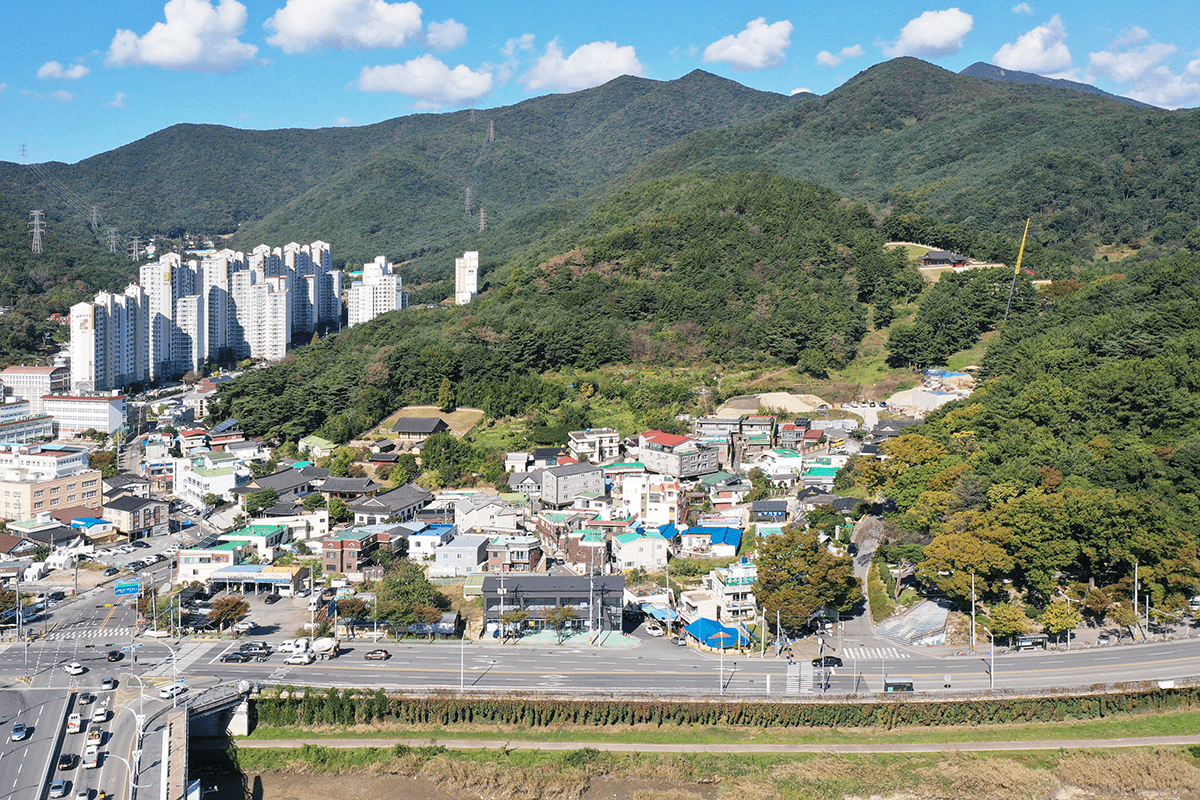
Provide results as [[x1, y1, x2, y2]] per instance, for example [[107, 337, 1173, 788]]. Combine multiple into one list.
[[223, 734, 1200, 753]]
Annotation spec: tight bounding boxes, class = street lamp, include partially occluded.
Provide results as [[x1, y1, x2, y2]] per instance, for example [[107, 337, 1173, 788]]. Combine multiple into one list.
[[104, 751, 149, 800], [982, 626, 995, 690], [709, 629, 733, 694], [1056, 590, 1079, 650]]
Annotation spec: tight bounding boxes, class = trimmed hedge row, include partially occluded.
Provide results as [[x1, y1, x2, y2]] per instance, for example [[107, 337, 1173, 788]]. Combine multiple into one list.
[[254, 685, 1200, 730]]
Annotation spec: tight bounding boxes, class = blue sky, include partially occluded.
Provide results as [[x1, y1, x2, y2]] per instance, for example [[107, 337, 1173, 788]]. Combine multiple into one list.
[[4, 1, 1200, 165]]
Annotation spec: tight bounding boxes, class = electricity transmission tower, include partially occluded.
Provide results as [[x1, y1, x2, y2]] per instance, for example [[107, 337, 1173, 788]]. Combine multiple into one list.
[[129, 236, 141, 262], [488, 120, 495, 142], [108, 228, 120, 254], [465, 187, 472, 215], [29, 211, 45, 254], [478, 208, 487, 232]]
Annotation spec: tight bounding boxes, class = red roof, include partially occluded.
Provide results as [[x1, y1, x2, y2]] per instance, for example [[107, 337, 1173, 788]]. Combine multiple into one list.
[[802, 429, 823, 439], [642, 429, 690, 448], [3, 366, 65, 375]]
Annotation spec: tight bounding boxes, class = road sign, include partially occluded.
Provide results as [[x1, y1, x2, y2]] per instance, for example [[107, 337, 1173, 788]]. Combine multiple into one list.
[[114, 581, 140, 597]]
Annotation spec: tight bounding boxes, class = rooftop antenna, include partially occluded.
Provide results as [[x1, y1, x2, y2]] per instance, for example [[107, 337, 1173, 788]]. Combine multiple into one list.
[[1003, 218, 1031, 323], [29, 210, 45, 254]]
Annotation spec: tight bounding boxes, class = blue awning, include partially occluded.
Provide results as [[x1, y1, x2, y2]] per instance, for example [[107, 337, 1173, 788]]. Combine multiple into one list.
[[683, 618, 750, 647], [640, 603, 679, 622]]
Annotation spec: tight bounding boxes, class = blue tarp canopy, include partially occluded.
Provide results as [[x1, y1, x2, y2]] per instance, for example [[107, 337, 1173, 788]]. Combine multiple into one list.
[[640, 603, 680, 623], [683, 618, 750, 647]]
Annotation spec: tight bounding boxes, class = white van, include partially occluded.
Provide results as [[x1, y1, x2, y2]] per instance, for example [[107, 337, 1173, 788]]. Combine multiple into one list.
[[308, 598, 321, 612], [278, 638, 310, 654]]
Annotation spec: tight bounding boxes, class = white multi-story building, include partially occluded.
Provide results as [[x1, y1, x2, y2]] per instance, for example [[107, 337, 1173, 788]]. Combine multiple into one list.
[[42, 395, 127, 437], [69, 286, 147, 393], [455, 250, 478, 305], [2, 365, 70, 414], [173, 450, 252, 511], [347, 256, 407, 327], [619, 474, 683, 527], [636, 430, 720, 479]]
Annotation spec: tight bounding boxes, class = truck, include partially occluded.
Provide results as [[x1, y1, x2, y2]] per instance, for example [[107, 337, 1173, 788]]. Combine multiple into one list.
[[311, 637, 340, 660], [66, 713, 81, 733], [91, 703, 107, 723], [86, 729, 102, 746], [83, 745, 99, 769]]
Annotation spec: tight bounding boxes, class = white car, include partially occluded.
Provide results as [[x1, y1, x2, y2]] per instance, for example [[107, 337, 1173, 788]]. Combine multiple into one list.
[[159, 684, 187, 699], [64, 662, 85, 675], [233, 620, 255, 632], [644, 623, 665, 637], [283, 652, 314, 666]]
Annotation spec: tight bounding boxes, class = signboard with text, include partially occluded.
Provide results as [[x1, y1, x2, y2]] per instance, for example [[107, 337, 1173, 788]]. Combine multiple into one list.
[[114, 581, 141, 597]]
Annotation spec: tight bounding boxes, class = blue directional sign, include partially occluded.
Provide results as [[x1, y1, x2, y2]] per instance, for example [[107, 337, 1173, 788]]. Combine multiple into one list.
[[114, 581, 140, 597]]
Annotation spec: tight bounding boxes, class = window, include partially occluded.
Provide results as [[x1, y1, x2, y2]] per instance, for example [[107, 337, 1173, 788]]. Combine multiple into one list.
[[50, 498, 58, 506], [34, 489, 44, 498], [33, 501, 43, 509], [50, 486, 59, 494], [67, 483, 76, 490]]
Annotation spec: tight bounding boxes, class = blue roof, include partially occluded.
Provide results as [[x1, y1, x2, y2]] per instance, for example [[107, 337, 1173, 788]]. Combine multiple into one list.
[[645, 523, 678, 541], [70, 518, 110, 528], [640, 603, 680, 622], [683, 618, 750, 647], [685, 526, 742, 548]]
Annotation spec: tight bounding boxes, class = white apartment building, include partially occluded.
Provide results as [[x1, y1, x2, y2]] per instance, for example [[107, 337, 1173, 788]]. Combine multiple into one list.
[[348, 256, 407, 327], [455, 250, 478, 305], [69, 286, 147, 393], [567, 427, 621, 463], [2, 365, 70, 414], [42, 395, 127, 437], [173, 450, 252, 511], [703, 558, 757, 623], [619, 474, 684, 527]]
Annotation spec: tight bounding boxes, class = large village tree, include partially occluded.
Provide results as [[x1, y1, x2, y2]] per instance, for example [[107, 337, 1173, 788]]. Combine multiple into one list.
[[755, 525, 862, 635]]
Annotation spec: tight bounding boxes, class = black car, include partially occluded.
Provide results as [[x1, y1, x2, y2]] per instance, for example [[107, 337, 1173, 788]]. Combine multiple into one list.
[[58, 753, 74, 770], [103, 567, 119, 577], [263, 594, 281, 605], [131, 541, 150, 549], [811, 656, 843, 669], [106, 650, 122, 662], [220, 652, 252, 663], [48, 590, 65, 601]]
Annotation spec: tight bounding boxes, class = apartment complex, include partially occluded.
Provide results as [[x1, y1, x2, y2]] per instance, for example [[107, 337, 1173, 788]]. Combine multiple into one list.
[[347, 256, 407, 327], [71, 242, 343, 392]]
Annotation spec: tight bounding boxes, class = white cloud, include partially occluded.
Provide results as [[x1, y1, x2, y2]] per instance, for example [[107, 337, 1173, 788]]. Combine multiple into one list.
[[523, 40, 644, 92], [51, 90, 75, 102], [335, 115, 355, 125], [502, 33, 535, 57], [0, 83, 7, 93], [703, 18, 792, 71], [816, 44, 864, 68], [1112, 26, 1149, 48], [1088, 39, 1176, 83], [1124, 59, 1200, 108], [107, 0, 258, 72], [38, 61, 90, 80], [790, 87, 812, 96], [265, 0, 422, 53], [424, 18, 466, 50], [1012, 3, 1033, 13], [881, 8, 973, 58], [109, 92, 127, 107], [993, 14, 1072, 73], [358, 54, 492, 107]]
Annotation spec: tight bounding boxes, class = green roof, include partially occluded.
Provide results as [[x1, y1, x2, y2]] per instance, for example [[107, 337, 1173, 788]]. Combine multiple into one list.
[[225, 523, 286, 539], [301, 434, 336, 450], [804, 467, 841, 477]]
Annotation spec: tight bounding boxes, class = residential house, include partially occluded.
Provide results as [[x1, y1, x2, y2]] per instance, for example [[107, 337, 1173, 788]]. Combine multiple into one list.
[[697, 471, 753, 511], [530, 447, 570, 467], [173, 450, 251, 511], [704, 557, 757, 623], [540, 462, 604, 508], [321, 524, 410, 574], [408, 523, 456, 560], [176, 539, 248, 583], [504, 452, 532, 473], [679, 526, 742, 558], [612, 530, 668, 571], [567, 428, 621, 463], [102, 473, 151, 499], [299, 434, 337, 460], [750, 499, 791, 523], [102, 494, 168, 540], [565, 530, 609, 569], [636, 430, 719, 479], [0, 532, 37, 560], [392, 416, 448, 443], [429, 533, 490, 578], [618, 473, 683, 527], [218, 523, 291, 561], [677, 589, 720, 626], [317, 476, 381, 501], [487, 534, 543, 573], [920, 249, 968, 267], [777, 419, 811, 449], [348, 482, 432, 525], [532, 509, 594, 553], [207, 418, 246, 449], [455, 493, 522, 533], [507, 471, 541, 497], [481, 573, 624, 633]]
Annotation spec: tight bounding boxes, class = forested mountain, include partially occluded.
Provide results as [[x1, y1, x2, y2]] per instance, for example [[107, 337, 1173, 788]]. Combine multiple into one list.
[[958, 61, 1154, 109], [847, 250, 1200, 612]]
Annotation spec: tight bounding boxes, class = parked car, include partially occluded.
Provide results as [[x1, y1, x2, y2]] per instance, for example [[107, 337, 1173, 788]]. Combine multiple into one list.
[[10, 722, 28, 741], [364, 649, 391, 661], [672, 636, 688, 647], [644, 623, 664, 637], [103, 567, 119, 577], [48, 590, 65, 601], [233, 620, 255, 633], [220, 652, 251, 663], [263, 594, 281, 605], [131, 541, 150, 549]]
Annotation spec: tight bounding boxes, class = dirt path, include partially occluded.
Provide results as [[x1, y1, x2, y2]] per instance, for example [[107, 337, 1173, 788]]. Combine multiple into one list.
[[230, 733, 1200, 754]]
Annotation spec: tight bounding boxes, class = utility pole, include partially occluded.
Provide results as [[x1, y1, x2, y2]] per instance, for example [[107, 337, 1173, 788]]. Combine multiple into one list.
[[970, 572, 976, 652], [29, 210, 45, 254]]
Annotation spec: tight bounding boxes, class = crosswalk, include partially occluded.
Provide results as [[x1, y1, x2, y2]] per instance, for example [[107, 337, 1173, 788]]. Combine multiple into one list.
[[785, 661, 815, 694], [840, 646, 911, 661], [143, 642, 215, 677], [43, 626, 136, 642]]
